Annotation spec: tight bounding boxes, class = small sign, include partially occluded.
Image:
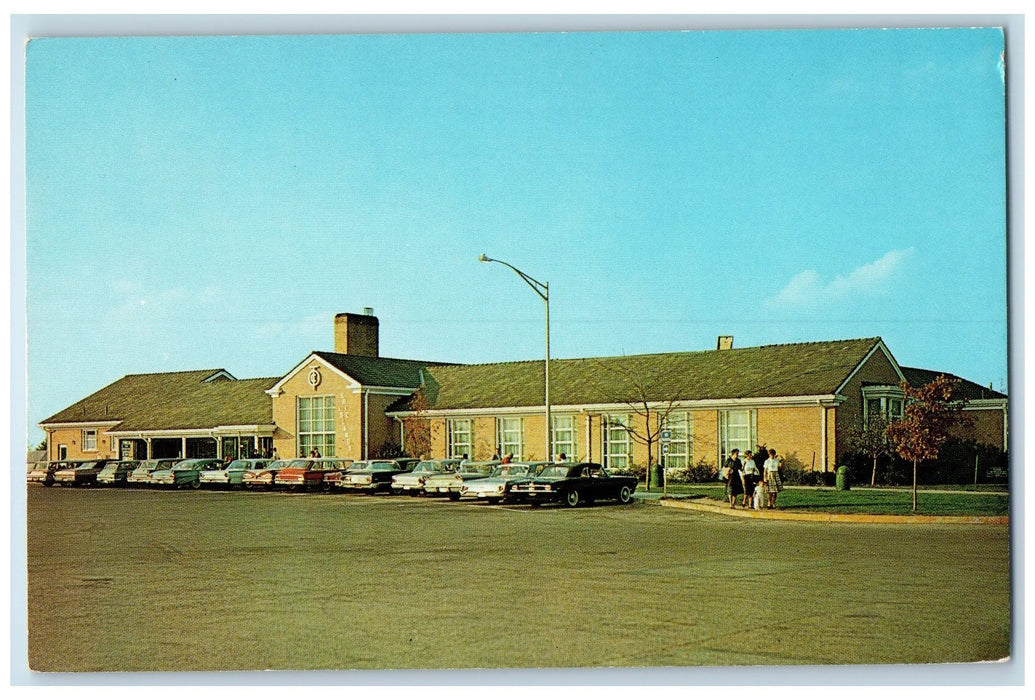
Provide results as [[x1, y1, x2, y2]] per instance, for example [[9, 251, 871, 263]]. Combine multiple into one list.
[[660, 429, 672, 442], [661, 443, 670, 454]]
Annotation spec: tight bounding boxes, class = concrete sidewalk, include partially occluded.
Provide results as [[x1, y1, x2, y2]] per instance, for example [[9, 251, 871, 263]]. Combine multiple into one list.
[[653, 494, 1009, 525]]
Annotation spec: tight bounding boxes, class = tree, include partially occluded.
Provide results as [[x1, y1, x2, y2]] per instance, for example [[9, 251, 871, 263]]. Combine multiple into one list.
[[589, 358, 688, 491], [886, 375, 970, 512], [401, 387, 432, 459], [846, 413, 892, 486]]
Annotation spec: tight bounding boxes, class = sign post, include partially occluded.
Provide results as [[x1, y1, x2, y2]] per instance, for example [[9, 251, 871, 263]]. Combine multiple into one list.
[[660, 430, 672, 497]]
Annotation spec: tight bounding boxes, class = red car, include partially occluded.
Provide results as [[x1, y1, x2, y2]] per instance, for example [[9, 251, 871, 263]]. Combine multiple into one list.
[[274, 458, 351, 491]]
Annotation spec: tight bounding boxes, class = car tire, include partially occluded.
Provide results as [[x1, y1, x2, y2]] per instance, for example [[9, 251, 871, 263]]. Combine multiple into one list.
[[529, 500, 540, 508], [564, 490, 580, 508], [487, 497, 501, 504], [43, 480, 53, 487], [191, 479, 201, 489], [448, 492, 461, 501], [618, 485, 633, 504]]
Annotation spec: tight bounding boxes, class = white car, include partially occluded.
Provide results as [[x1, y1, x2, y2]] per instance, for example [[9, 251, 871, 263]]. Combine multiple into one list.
[[391, 459, 461, 495], [198, 458, 270, 488], [460, 461, 549, 503]]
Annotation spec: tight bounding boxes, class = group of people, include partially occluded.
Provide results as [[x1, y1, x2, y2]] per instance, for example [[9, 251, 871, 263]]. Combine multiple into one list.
[[721, 447, 783, 509]]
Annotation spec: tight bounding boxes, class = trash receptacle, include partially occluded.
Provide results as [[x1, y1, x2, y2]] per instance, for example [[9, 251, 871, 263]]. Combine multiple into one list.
[[836, 465, 850, 491], [652, 463, 664, 489]]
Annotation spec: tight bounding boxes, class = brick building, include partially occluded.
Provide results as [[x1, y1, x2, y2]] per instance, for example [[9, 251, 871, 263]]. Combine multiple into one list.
[[38, 311, 1008, 472]]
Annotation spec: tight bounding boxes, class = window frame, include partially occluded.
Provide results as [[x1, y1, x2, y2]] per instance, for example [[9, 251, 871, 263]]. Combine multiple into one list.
[[862, 385, 906, 428], [551, 414, 577, 461], [603, 414, 633, 471], [496, 417, 524, 460], [718, 409, 756, 464], [297, 394, 337, 458], [447, 418, 474, 459], [82, 429, 97, 452], [661, 411, 693, 469]]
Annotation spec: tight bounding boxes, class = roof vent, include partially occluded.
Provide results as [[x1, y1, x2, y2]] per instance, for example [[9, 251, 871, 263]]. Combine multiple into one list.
[[363, 307, 374, 316], [717, 335, 734, 350]]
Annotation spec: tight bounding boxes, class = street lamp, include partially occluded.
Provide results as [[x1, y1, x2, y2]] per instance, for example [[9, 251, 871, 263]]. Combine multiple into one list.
[[479, 253, 551, 461]]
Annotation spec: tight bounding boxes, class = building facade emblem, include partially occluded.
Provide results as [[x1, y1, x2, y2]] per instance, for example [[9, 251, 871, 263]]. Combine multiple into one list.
[[307, 367, 322, 389]]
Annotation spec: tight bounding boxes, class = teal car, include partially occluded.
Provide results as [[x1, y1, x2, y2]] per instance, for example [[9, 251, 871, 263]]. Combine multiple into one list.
[[149, 458, 222, 488]]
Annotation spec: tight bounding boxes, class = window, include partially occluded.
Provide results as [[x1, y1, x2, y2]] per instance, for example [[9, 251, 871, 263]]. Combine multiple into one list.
[[661, 411, 692, 468], [603, 415, 632, 471], [497, 417, 523, 459], [447, 419, 473, 458], [551, 415, 577, 460], [719, 409, 756, 463], [298, 395, 336, 457], [82, 429, 97, 452], [862, 386, 906, 428]]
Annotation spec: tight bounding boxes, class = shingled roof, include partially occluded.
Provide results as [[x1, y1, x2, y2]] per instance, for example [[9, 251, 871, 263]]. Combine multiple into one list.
[[311, 352, 453, 388], [40, 370, 278, 431], [390, 337, 885, 412], [900, 367, 1007, 401]]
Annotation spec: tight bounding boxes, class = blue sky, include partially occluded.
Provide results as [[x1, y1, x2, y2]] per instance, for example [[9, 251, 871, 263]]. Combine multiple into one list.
[[23, 28, 1007, 444]]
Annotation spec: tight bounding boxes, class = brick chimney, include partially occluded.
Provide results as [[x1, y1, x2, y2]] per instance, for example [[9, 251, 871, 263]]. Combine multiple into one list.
[[334, 311, 379, 356]]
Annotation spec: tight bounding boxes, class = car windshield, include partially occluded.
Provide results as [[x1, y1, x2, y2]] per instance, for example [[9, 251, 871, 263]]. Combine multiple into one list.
[[227, 460, 249, 469], [368, 462, 396, 471], [538, 465, 573, 478], [77, 462, 100, 469], [286, 460, 310, 468], [494, 465, 530, 477], [413, 462, 440, 474]]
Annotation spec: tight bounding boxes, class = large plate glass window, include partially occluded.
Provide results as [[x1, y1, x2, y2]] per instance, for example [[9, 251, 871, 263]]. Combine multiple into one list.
[[298, 395, 336, 457], [719, 409, 756, 464], [661, 411, 692, 469], [603, 414, 632, 471], [447, 418, 474, 458], [551, 415, 577, 461], [497, 417, 523, 460]]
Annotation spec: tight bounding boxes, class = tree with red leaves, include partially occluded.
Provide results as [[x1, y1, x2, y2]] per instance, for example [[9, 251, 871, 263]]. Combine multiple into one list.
[[886, 375, 970, 512]]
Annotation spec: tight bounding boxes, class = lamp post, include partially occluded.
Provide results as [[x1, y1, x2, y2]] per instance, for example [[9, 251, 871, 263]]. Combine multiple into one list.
[[478, 253, 551, 461]]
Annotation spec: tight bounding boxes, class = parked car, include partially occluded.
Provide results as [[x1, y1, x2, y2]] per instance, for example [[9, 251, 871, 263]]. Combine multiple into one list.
[[242, 459, 292, 489], [96, 460, 140, 486], [149, 458, 223, 488], [274, 458, 351, 491], [126, 459, 179, 487], [510, 462, 637, 507], [51, 459, 111, 487], [198, 458, 270, 489], [423, 461, 499, 500], [390, 459, 462, 495], [26, 461, 63, 487], [460, 461, 550, 503], [339, 459, 415, 493]]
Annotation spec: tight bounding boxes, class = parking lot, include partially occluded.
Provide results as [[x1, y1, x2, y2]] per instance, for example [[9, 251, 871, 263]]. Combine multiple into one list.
[[25, 485, 1011, 673]]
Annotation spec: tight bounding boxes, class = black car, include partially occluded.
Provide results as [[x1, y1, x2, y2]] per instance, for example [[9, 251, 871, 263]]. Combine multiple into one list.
[[509, 462, 637, 507], [339, 459, 415, 492]]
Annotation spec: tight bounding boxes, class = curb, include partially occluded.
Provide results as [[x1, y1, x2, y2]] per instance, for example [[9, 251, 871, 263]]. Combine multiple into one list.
[[656, 497, 1009, 525]]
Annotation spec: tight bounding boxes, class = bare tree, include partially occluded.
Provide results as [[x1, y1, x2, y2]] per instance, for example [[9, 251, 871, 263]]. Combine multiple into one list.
[[401, 387, 432, 459], [846, 413, 892, 486], [588, 358, 689, 491]]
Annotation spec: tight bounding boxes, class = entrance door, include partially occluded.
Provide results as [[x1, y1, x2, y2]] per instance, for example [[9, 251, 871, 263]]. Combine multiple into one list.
[[57, 444, 67, 460]]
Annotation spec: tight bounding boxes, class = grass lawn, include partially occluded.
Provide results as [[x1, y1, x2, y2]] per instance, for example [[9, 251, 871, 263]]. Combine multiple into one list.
[[643, 483, 1010, 516]]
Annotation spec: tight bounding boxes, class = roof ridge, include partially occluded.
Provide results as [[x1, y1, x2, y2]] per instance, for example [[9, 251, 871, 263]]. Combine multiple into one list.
[[430, 337, 883, 369], [312, 350, 461, 367], [121, 368, 227, 379]]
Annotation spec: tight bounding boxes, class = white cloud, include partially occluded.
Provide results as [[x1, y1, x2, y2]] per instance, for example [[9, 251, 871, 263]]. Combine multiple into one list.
[[767, 248, 914, 310]]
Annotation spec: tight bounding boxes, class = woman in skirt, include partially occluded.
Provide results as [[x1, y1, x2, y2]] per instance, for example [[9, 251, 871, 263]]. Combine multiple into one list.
[[763, 448, 783, 508], [722, 449, 744, 508]]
